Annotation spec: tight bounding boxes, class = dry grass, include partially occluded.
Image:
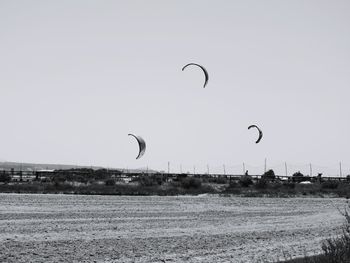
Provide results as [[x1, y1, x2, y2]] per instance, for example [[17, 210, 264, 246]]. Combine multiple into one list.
[[280, 203, 350, 263]]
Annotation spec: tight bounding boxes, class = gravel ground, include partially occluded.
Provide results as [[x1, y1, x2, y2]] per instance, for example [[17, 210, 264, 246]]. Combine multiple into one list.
[[0, 194, 347, 263]]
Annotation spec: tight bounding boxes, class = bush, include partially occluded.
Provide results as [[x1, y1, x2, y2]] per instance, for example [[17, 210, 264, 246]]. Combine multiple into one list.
[[262, 169, 276, 180], [94, 169, 110, 180], [321, 204, 350, 262], [228, 181, 239, 188], [139, 175, 164, 186], [53, 175, 66, 183], [336, 184, 350, 198], [105, 179, 116, 186], [0, 173, 11, 183], [322, 180, 339, 190], [181, 177, 202, 189], [283, 182, 296, 189], [174, 174, 188, 182], [255, 178, 269, 189], [292, 171, 304, 177], [282, 203, 350, 263], [271, 181, 283, 190], [209, 176, 228, 184], [292, 171, 305, 183], [239, 176, 253, 187], [139, 176, 156, 186]]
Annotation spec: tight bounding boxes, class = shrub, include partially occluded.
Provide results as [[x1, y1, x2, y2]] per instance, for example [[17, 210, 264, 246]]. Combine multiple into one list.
[[255, 178, 269, 189], [53, 175, 66, 183], [0, 173, 11, 183], [271, 181, 283, 190], [181, 177, 202, 189], [139, 175, 164, 186], [105, 179, 116, 186], [322, 180, 339, 190], [228, 181, 239, 189], [54, 181, 61, 188], [239, 176, 253, 187], [292, 171, 305, 183], [292, 171, 304, 177], [283, 182, 296, 189], [336, 184, 350, 198], [321, 204, 350, 262], [262, 169, 276, 180], [94, 169, 110, 180], [173, 174, 188, 182], [139, 176, 157, 186], [283, 203, 350, 263], [75, 175, 89, 184], [210, 176, 228, 184]]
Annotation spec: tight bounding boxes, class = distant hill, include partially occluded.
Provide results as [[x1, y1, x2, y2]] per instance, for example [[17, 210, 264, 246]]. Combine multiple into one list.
[[121, 168, 160, 174], [0, 161, 158, 173], [0, 162, 105, 171]]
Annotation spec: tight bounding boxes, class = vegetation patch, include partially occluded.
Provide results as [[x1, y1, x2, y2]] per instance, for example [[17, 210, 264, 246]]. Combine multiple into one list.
[[281, 204, 350, 263]]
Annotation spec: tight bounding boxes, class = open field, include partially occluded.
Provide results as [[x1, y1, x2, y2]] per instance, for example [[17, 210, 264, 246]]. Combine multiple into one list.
[[0, 194, 347, 263]]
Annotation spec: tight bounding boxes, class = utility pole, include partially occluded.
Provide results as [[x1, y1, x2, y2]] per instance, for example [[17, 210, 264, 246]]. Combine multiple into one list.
[[223, 164, 226, 175], [167, 161, 170, 174], [264, 158, 267, 174], [193, 165, 196, 175], [309, 163, 312, 176], [285, 162, 288, 177], [340, 162, 343, 177], [19, 170, 23, 182], [207, 164, 209, 175], [180, 164, 182, 174]]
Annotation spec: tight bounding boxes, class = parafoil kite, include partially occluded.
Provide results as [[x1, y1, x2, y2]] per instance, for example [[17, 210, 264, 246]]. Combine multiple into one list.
[[248, 125, 263, 144], [182, 63, 209, 88], [128, 134, 146, 159]]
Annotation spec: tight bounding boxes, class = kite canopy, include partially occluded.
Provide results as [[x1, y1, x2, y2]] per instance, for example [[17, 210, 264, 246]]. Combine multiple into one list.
[[182, 63, 209, 88], [248, 125, 263, 144], [128, 134, 146, 159]]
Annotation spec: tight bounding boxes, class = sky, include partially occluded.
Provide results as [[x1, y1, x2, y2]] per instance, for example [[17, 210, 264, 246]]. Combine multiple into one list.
[[0, 1, 349, 175]]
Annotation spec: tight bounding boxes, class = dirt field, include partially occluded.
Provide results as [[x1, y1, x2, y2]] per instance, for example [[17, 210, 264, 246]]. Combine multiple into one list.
[[0, 194, 347, 263]]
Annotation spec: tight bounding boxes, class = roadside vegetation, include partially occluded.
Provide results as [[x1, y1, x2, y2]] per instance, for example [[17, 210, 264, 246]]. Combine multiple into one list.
[[0, 168, 350, 197]]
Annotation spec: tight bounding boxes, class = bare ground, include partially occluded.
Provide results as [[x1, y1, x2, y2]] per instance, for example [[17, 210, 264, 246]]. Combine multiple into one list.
[[0, 194, 347, 263]]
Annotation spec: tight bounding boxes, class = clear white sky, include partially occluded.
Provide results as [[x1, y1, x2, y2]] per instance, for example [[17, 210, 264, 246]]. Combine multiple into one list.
[[0, 1, 349, 175]]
